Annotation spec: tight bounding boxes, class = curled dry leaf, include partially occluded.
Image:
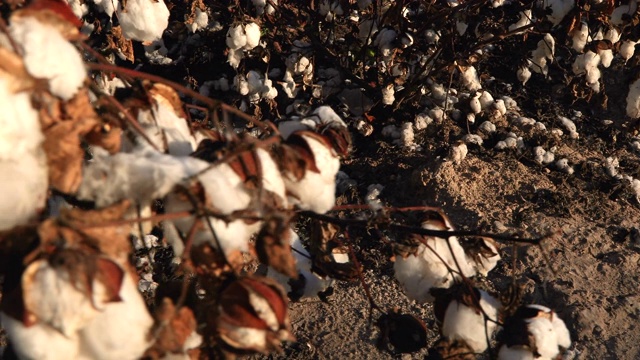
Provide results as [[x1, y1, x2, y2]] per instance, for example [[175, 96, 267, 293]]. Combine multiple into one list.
[[217, 276, 294, 354], [255, 216, 297, 278], [106, 26, 135, 63]]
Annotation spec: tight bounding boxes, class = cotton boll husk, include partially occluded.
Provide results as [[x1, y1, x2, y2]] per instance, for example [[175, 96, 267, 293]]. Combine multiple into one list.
[[0, 313, 81, 360], [0, 78, 48, 231], [117, 0, 170, 42], [626, 78, 640, 118], [442, 290, 501, 353], [9, 17, 85, 100], [243, 22, 261, 50], [78, 272, 154, 360], [282, 134, 341, 213]]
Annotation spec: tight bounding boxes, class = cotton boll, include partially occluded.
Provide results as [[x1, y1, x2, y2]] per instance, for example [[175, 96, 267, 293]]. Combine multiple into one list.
[[243, 22, 261, 50], [65, 0, 88, 19], [600, 49, 613, 68], [493, 99, 507, 116], [187, 7, 209, 33], [479, 121, 496, 133], [117, 0, 170, 42], [460, 66, 482, 91], [604, 27, 621, 44], [399, 122, 415, 147], [414, 113, 432, 130], [626, 78, 640, 118], [456, 21, 468, 36], [9, 16, 85, 100], [478, 91, 494, 110], [517, 64, 532, 85], [0, 313, 81, 360], [498, 345, 536, 360], [0, 77, 48, 231], [620, 40, 637, 63], [611, 1, 638, 25], [382, 83, 395, 105], [358, 19, 378, 43], [429, 107, 445, 122], [373, 28, 397, 58], [502, 96, 519, 110], [234, 74, 250, 95], [558, 116, 579, 139], [533, 146, 555, 165], [394, 213, 477, 303], [556, 158, 574, 174], [449, 141, 467, 164], [79, 272, 154, 360], [226, 24, 247, 50], [469, 93, 482, 114], [572, 23, 588, 52], [462, 134, 483, 146], [441, 289, 501, 353], [424, 29, 440, 44]]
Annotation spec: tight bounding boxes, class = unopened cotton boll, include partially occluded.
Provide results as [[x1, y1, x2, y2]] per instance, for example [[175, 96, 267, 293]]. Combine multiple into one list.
[[441, 289, 502, 353], [626, 78, 640, 118], [117, 0, 170, 42], [9, 16, 85, 100]]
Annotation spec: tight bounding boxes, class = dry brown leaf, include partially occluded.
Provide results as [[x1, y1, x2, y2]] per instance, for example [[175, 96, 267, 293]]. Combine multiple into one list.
[[255, 217, 297, 278], [107, 26, 135, 63]]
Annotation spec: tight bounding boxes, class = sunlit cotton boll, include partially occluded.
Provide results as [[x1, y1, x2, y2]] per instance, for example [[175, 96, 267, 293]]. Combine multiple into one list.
[[226, 24, 247, 50], [117, 0, 170, 42], [9, 16, 85, 100], [571, 23, 588, 52], [442, 289, 502, 353]]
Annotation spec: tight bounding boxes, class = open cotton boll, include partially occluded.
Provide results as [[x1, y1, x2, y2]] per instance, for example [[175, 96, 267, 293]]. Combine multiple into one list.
[[319, 0, 344, 21], [626, 78, 640, 118], [9, 16, 85, 100], [253, 0, 277, 15], [460, 66, 482, 91], [558, 116, 579, 139], [498, 345, 536, 360], [281, 133, 341, 213], [394, 218, 476, 303], [243, 22, 261, 50], [442, 290, 501, 353], [572, 23, 588, 52], [517, 63, 532, 85], [530, 34, 555, 75], [0, 77, 48, 231], [478, 91, 494, 110], [117, 0, 170, 42], [382, 83, 395, 105], [509, 305, 571, 359], [78, 272, 154, 360], [226, 24, 247, 50], [0, 313, 81, 360], [187, 7, 209, 33], [611, 1, 638, 25], [267, 228, 335, 299], [65, 0, 88, 19], [620, 40, 637, 63], [534, 146, 555, 165], [373, 28, 397, 58], [600, 49, 613, 68]]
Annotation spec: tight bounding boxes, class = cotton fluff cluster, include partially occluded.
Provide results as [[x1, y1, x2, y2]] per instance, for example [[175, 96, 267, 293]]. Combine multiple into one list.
[[226, 22, 261, 68], [499, 305, 571, 360], [394, 212, 500, 303], [235, 70, 278, 104], [572, 50, 601, 92], [528, 34, 555, 76], [7, 14, 85, 100], [117, 0, 170, 42], [1, 260, 153, 360]]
